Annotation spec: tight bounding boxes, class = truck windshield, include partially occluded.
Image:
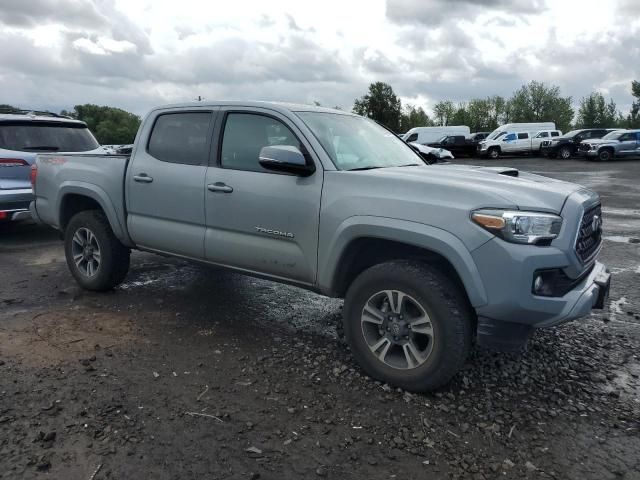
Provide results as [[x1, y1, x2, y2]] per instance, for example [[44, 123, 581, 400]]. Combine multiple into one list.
[[0, 122, 99, 152], [296, 112, 423, 171]]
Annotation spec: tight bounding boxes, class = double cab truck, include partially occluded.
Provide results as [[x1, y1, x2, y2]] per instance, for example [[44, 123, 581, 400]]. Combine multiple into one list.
[[30, 102, 610, 391], [541, 128, 616, 159], [478, 129, 562, 159], [578, 130, 640, 161], [425, 135, 477, 157]]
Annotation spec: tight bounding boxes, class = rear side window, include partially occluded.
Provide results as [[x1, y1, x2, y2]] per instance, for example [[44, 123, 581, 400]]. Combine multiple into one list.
[[517, 133, 529, 139], [220, 113, 302, 173], [406, 133, 418, 142], [147, 112, 212, 165], [0, 122, 99, 152], [551, 131, 560, 137]]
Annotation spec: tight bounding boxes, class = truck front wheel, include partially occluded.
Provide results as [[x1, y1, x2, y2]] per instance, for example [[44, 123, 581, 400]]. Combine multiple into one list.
[[488, 147, 500, 159], [343, 260, 472, 392], [64, 210, 130, 291], [598, 149, 613, 162]]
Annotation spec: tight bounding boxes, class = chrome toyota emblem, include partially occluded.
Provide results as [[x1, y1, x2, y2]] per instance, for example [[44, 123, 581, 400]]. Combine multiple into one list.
[[592, 215, 602, 232]]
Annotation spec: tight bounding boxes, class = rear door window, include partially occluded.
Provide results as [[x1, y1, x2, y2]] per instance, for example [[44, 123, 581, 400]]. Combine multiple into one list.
[[517, 133, 529, 139], [0, 122, 99, 152], [147, 112, 213, 165], [551, 131, 560, 137]]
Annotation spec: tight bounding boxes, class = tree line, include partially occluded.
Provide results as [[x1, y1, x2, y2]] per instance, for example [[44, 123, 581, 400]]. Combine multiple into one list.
[[353, 80, 640, 133]]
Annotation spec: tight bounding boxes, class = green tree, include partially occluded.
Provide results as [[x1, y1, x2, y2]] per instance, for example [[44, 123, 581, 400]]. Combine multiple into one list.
[[62, 104, 141, 144], [450, 103, 469, 127], [353, 82, 402, 132], [400, 104, 433, 131], [506, 81, 574, 131], [353, 82, 402, 131], [432, 100, 456, 126], [627, 80, 640, 128], [575, 92, 622, 128]]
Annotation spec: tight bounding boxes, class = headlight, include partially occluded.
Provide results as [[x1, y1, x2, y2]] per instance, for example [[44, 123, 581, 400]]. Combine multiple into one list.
[[471, 209, 562, 244]]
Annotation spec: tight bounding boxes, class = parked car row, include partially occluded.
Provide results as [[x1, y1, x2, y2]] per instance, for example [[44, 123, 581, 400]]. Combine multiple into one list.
[[545, 129, 640, 161], [400, 122, 640, 162]]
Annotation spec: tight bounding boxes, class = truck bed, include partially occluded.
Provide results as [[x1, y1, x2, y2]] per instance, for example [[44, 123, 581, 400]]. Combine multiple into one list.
[[34, 153, 130, 237]]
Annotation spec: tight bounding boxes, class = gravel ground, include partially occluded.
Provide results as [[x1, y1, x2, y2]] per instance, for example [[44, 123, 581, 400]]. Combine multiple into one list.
[[1, 157, 639, 480]]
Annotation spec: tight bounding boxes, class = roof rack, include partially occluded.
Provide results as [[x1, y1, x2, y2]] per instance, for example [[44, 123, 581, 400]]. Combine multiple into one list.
[[0, 108, 72, 119]]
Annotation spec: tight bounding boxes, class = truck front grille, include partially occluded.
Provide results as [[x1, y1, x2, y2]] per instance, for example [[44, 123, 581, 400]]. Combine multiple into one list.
[[575, 204, 602, 263]]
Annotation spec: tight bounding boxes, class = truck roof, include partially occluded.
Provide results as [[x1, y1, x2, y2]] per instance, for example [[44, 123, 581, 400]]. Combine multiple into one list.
[[149, 101, 355, 116]]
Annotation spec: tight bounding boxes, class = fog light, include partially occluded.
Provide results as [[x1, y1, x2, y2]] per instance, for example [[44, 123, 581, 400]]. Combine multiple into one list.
[[533, 275, 544, 294]]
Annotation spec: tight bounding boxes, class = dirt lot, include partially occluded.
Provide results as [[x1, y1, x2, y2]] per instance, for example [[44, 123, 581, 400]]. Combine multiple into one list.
[[1, 157, 639, 480]]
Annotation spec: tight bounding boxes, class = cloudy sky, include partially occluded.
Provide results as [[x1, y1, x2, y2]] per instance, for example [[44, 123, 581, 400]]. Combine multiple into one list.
[[0, 0, 638, 117]]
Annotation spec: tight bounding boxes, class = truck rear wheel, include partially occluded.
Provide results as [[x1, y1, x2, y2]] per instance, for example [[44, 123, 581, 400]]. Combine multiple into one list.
[[64, 210, 130, 291], [343, 260, 472, 392]]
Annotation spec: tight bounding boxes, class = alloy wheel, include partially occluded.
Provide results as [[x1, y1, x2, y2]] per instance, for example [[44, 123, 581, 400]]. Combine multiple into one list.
[[360, 290, 435, 370], [71, 227, 101, 277]]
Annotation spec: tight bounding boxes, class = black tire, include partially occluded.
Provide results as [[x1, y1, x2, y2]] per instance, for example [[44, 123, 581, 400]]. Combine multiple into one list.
[[343, 260, 473, 392], [559, 146, 572, 160], [64, 210, 130, 291], [598, 149, 613, 162], [488, 147, 500, 159]]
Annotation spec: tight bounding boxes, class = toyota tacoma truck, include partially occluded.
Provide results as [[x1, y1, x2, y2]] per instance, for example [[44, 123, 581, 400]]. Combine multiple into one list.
[[30, 102, 610, 392]]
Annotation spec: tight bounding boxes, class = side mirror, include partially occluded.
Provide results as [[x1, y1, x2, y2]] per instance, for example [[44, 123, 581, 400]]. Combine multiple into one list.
[[258, 145, 315, 176]]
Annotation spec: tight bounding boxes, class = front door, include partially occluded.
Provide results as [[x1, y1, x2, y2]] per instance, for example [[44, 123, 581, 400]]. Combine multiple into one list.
[[126, 109, 217, 259], [204, 108, 322, 285]]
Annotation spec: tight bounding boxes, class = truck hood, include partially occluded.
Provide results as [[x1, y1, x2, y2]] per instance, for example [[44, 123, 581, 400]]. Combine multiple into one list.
[[356, 164, 581, 213]]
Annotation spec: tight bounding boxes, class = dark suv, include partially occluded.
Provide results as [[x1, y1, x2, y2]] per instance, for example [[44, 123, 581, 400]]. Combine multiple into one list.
[[0, 109, 102, 222], [426, 135, 477, 157], [541, 129, 614, 159]]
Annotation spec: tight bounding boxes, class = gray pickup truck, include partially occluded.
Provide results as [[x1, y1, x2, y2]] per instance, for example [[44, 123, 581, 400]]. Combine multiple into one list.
[[30, 102, 610, 391]]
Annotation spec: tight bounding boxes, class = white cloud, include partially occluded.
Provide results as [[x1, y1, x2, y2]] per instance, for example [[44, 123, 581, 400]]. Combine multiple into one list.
[[0, 0, 637, 119]]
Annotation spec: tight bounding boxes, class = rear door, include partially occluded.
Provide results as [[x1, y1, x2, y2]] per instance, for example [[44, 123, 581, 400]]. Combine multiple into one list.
[[126, 108, 217, 259], [617, 132, 640, 157], [516, 132, 530, 152], [203, 108, 322, 284]]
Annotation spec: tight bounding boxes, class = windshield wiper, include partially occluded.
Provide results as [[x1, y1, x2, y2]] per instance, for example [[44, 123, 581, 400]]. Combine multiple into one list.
[[347, 166, 385, 171], [21, 145, 60, 151]]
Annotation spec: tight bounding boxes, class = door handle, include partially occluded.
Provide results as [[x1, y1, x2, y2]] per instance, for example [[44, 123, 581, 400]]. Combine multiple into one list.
[[207, 182, 233, 193], [133, 174, 153, 183]]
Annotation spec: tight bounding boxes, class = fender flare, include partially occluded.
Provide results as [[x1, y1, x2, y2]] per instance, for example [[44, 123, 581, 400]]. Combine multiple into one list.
[[318, 216, 488, 307], [56, 182, 133, 246]]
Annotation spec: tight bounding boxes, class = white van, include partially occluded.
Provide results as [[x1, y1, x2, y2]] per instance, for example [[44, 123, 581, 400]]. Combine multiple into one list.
[[478, 128, 562, 158], [486, 122, 556, 141], [402, 126, 471, 144]]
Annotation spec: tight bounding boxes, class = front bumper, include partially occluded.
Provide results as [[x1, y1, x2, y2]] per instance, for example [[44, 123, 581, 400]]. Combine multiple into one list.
[[0, 188, 33, 221], [540, 145, 558, 157]]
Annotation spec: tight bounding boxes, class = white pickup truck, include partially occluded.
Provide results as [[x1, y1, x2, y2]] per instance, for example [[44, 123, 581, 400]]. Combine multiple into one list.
[[478, 129, 562, 159]]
